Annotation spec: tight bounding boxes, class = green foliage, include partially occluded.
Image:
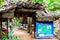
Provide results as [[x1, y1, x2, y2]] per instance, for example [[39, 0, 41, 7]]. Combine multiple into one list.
[[47, 0, 60, 11], [0, 0, 4, 8], [2, 29, 21, 40], [32, 0, 43, 3], [12, 17, 22, 26], [32, 0, 60, 11]]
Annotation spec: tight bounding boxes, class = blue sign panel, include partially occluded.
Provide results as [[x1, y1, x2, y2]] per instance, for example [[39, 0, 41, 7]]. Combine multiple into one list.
[[35, 21, 54, 38]]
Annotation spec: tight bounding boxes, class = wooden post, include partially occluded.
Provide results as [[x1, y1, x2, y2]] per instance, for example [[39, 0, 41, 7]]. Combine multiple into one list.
[[27, 17, 30, 33], [27, 17, 32, 34], [0, 21, 1, 38], [7, 18, 8, 34], [34, 12, 36, 38], [0, 14, 2, 38], [30, 17, 32, 34]]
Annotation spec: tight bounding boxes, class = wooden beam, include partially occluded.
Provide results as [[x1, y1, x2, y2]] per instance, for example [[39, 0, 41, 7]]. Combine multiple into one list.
[[15, 8, 37, 12], [36, 16, 55, 21]]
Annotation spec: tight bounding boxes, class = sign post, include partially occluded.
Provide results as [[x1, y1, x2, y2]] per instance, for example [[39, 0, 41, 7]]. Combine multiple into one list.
[[35, 21, 54, 38]]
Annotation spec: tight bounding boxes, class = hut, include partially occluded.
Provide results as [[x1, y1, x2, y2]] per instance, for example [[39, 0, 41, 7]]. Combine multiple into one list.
[[0, 2, 60, 38]]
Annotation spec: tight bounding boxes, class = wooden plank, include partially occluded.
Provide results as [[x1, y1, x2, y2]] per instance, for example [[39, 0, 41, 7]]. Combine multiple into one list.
[[36, 16, 55, 21], [15, 8, 37, 12], [2, 12, 14, 18]]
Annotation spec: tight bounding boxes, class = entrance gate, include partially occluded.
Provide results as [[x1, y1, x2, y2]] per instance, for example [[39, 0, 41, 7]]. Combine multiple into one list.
[[14, 11, 36, 34]]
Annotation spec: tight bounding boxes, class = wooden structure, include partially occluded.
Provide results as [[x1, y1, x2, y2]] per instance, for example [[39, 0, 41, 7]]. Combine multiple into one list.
[[0, 2, 60, 38]]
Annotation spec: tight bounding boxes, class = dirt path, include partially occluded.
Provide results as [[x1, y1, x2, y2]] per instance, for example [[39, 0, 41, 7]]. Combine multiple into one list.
[[13, 29, 58, 40], [13, 29, 34, 40]]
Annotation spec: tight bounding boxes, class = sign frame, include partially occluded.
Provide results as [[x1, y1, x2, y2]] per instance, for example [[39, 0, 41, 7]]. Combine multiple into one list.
[[35, 21, 54, 39]]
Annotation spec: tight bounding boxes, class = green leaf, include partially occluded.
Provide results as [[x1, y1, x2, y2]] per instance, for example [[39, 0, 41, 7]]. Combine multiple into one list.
[[0, 0, 4, 8]]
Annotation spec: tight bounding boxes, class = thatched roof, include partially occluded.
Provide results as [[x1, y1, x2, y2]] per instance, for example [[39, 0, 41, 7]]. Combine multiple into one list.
[[0, 2, 59, 17], [0, 3, 16, 13], [0, 2, 45, 12]]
